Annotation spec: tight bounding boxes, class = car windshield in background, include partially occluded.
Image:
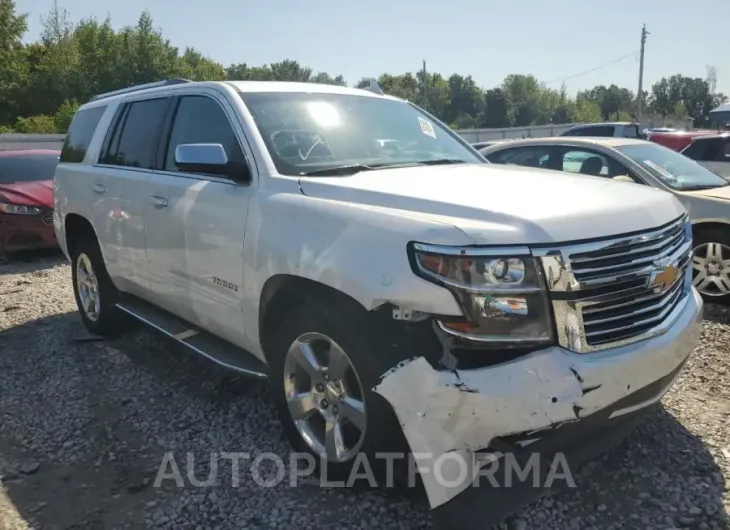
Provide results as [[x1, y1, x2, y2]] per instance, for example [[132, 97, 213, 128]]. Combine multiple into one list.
[[238, 92, 482, 176], [0, 154, 60, 184], [616, 143, 728, 190]]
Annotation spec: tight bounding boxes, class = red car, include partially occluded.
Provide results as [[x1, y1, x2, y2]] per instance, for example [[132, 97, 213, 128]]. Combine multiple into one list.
[[0, 149, 60, 259], [647, 129, 718, 151]]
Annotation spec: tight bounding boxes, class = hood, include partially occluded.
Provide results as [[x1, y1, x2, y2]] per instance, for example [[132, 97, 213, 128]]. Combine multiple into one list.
[[0, 180, 54, 208], [682, 184, 730, 201], [299, 164, 686, 246]]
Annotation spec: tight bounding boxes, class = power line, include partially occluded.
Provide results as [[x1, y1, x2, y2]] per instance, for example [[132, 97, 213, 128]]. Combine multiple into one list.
[[543, 51, 639, 85]]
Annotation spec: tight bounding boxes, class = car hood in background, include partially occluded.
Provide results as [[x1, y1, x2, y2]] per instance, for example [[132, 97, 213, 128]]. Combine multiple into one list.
[[298, 163, 686, 246], [0, 180, 54, 207]]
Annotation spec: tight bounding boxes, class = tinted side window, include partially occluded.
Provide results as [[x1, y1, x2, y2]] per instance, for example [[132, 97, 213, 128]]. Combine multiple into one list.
[[487, 146, 552, 168], [578, 126, 615, 137], [164, 96, 244, 172], [59, 106, 106, 163], [562, 149, 610, 177], [683, 138, 723, 161], [101, 98, 169, 169]]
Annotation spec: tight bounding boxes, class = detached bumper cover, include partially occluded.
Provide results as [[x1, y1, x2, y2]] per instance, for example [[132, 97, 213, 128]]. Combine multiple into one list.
[[373, 287, 703, 516]]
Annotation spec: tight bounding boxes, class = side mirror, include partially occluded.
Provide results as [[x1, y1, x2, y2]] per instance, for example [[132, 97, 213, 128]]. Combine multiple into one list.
[[175, 143, 250, 183], [612, 175, 635, 183]]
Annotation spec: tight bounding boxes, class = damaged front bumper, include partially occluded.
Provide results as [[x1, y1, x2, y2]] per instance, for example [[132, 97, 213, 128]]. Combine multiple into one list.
[[374, 286, 703, 524]]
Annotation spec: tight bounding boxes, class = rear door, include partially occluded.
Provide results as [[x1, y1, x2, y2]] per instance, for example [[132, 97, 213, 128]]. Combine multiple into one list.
[[94, 96, 172, 298], [144, 90, 255, 345]]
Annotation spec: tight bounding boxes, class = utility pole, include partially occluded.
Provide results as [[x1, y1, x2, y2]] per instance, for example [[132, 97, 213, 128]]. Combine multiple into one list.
[[637, 24, 648, 122], [422, 60, 429, 111]]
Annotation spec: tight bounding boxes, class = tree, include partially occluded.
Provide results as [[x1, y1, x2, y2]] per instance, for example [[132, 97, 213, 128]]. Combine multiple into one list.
[[649, 75, 725, 127], [482, 88, 510, 128], [0, 6, 722, 133], [0, 0, 29, 125]]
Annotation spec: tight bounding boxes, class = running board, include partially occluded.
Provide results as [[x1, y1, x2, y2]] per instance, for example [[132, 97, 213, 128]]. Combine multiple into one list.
[[115, 295, 268, 380]]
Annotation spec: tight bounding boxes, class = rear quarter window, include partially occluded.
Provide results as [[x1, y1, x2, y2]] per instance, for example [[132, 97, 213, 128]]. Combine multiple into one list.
[[60, 106, 107, 163]]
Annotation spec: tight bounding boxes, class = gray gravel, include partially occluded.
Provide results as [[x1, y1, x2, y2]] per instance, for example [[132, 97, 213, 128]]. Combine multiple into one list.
[[0, 254, 729, 530]]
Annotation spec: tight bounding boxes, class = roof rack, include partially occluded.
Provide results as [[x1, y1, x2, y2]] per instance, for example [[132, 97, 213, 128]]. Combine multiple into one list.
[[89, 79, 193, 103]]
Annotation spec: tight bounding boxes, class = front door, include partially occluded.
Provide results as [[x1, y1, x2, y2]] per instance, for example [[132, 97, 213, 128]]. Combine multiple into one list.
[[144, 91, 254, 346]]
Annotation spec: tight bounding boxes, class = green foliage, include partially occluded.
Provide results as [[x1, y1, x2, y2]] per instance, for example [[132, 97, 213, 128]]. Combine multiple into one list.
[[1, 3, 727, 132], [0, 124, 13, 133], [14, 114, 57, 133], [54, 99, 79, 132]]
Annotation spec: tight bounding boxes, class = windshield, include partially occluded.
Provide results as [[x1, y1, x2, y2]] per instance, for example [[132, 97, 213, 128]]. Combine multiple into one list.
[[616, 143, 728, 190], [0, 154, 59, 184], [239, 92, 483, 176]]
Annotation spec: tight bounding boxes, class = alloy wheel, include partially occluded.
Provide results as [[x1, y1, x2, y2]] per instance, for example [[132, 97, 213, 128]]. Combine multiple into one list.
[[283, 332, 367, 463], [692, 242, 730, 297], [76, 253, 101, 321]]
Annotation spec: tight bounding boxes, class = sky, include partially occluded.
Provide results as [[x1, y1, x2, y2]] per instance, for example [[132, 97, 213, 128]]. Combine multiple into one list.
[[19, 0, 730, 97]]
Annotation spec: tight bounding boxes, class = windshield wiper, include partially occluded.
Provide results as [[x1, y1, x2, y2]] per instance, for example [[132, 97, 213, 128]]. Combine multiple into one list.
[[301, 159, 468, 177], [301, 164, 384, 177], [680, 183, 729, 191], [414, 158, 468, 166]]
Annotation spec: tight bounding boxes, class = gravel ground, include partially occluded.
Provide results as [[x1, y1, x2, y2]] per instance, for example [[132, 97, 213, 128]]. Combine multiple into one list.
[[0, 253, 729, 530]]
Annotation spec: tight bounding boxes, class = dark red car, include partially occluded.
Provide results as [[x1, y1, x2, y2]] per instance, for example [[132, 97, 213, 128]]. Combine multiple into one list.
[[0, 149, 60, 259]]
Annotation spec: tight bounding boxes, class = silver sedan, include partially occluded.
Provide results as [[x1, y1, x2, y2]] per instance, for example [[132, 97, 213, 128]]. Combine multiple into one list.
[[481, 137, 730, 304]]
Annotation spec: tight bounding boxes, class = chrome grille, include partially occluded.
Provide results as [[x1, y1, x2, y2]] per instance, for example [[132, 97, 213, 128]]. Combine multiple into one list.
[[42, 210, 53, 226], [536, 215, 693, 353]]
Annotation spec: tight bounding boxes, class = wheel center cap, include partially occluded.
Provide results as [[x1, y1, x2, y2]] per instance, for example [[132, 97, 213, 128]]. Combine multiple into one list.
[[325, 382, 342, 402], [708, 262, 720, 275]]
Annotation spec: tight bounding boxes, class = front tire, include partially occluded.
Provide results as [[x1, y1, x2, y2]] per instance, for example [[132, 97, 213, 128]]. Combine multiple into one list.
[[267, 300, 409, 483], [70, 236, 124, 335]]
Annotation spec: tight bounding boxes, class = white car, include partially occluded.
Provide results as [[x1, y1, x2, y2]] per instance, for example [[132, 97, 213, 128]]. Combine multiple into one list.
[[681, 132, 730, 179], [53, 79, 702, 528], [560, 122, 645, 139], [480, 137, 730, 304]]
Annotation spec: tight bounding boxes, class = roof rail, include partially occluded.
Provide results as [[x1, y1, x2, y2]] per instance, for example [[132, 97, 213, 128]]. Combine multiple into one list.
[[89, 79, 193, 103]]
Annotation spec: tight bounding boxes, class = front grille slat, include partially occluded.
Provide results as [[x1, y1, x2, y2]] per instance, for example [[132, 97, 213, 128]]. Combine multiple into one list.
[[539, 215, 692, 352], [572, 231, 685, 278], [583, 278, 683, 326], [585, 285, 683, 344], [42, 210, 53, 226], [570, 226, 684, 265]]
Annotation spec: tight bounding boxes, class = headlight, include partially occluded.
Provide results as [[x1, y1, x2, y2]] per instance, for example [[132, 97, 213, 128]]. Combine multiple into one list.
[[0, 203, 42, 215], [410, 243, 553, 345]]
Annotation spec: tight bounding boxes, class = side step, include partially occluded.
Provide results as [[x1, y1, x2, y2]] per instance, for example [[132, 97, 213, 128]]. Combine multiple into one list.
[[116, 294, 268, 380]]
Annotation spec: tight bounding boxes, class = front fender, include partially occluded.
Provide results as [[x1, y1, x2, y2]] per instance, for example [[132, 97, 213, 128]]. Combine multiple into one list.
[[242, 191, 472, 348]]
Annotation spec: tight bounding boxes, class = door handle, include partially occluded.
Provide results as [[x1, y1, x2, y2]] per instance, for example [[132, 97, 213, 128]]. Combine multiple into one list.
[[150, 196, 168, 209], [92, 184, 106, 194]]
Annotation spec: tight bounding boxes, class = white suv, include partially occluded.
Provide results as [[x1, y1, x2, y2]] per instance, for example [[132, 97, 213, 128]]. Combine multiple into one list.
[[53, 79, 703, 527]]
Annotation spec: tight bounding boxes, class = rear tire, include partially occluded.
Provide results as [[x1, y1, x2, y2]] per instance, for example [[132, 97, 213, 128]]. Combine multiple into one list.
[[70, 236, 125, 335], [692, 227, 730, 306], [266, 299, 410, 485]]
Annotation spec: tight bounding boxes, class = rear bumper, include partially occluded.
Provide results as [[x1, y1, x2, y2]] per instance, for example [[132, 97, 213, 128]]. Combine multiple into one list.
[[0, 211, 57, 253], [374, 287, 703, 519]]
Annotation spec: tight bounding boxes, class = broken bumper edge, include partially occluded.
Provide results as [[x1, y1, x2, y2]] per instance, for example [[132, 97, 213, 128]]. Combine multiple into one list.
[[430, 402, 654, 529], [374, 287, 703, 517]]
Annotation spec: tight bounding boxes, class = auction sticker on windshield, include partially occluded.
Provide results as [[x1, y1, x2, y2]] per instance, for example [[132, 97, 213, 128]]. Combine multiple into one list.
[[644, 160, 677, 180], [418, 117, 437, 139]]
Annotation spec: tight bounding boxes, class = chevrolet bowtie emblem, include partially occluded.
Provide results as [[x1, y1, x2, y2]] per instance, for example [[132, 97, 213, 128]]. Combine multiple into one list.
[[649, 263, 679, 292]]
